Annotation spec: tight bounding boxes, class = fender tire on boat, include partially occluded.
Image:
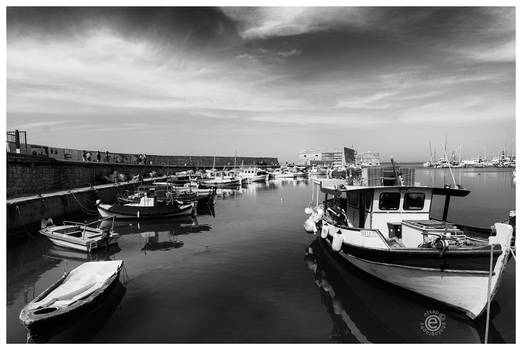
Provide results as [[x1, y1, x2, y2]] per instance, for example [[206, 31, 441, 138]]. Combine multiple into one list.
[[321, 223, 328, 239], [304, 218, 316, 233], [332, 230, 343, 252]]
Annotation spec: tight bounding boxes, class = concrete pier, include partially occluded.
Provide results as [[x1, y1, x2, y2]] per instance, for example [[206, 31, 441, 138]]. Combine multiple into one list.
[[6, 177, 165, 241]]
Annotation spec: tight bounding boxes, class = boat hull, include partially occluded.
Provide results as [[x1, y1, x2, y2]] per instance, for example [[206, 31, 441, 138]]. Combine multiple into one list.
[[320, 222, 513, 319], [97, 202, 194, 219], [275, 173, 295, 178], [309, 239, 485, 343], [45, 236, 119, 252], [199, 179, 241, 188], [244, 174, 268, 183], [40, 226, 120, 253], [20, 261, 123, 335]]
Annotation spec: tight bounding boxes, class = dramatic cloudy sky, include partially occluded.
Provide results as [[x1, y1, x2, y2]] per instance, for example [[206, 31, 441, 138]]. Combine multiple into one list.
[[6, 7, 515, 162]]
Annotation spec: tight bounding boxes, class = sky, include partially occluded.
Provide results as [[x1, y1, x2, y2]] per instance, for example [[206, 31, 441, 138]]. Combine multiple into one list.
[[6, 7, 516, 163]]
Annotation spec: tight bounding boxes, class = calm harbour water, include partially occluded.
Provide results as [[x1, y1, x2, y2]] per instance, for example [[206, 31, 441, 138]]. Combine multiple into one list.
[[6, 167, 516, 343]]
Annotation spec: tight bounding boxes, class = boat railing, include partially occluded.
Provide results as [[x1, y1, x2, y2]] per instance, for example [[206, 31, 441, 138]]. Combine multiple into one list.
[[63, 216, 116, 228], [417, 230, 489, 244]]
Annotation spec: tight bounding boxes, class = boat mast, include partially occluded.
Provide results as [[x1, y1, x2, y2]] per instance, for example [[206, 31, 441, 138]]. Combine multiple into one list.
[[390, 156, 399, 185], [444, 134, 448, 161]]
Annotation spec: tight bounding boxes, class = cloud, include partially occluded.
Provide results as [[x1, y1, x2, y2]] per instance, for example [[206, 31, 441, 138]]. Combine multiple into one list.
[[221, 7, 368, 39], [335, 92, 398, 110], [7, 29, 307, 123], [6, 7, 516, 162], [456, 40, 515, 63], [236, 47, 301, 64], [12, 120, 70, 130], [277, 49, 302, 58]]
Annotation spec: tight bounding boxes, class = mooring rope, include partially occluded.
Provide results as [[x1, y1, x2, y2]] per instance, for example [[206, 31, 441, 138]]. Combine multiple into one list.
[[121, 262, 129, 286], [15, 205, 36, 239], [68, 191, 99, 215]]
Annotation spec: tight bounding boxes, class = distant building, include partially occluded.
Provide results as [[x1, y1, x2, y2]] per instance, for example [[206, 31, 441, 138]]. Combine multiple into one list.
[[344, 147, 356, 166], [357, 151, 381, 167], [298, 149, 322, 165], [299, 147, 381, 167], [322, 149, 344, 167], [299, 148, 346, 166]]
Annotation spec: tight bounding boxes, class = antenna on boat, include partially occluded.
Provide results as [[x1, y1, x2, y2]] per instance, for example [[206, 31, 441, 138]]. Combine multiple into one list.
[[442, 144, 457, 188], [390, 156, 400, 185]]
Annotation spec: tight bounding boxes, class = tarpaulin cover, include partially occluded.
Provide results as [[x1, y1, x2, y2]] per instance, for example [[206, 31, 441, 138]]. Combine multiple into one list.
[[31, 260, 122, 309]]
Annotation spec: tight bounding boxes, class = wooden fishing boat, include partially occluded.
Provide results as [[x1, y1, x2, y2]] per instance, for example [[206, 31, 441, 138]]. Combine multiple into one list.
[[140, 183, 216, 205], [19, 260, 124, 334], [96, 196, 195, 219], [308, 165, 327, 176], [166, 174, 192, 185], [304, 179, 514, 319], [305, 239, 491, 343], [271, 168, 296, 178], [237, 167, 269, 183], [121, 185, 199, 206], [39, 218, 120, 252], [199, 170, 242, 188]]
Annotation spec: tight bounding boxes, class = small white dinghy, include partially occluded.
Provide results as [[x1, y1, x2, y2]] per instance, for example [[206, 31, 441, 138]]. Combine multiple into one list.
[[39, 218, 120, 252], [19, 260, 124, 334]]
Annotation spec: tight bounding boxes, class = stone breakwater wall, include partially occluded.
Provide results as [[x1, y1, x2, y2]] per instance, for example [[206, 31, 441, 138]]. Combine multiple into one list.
[[6, 141, 279, 167]]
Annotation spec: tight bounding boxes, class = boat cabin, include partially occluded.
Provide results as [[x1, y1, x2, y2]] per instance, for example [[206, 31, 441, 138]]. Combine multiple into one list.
[[240, 167, 268, 176], [318, 180, 471, 248]]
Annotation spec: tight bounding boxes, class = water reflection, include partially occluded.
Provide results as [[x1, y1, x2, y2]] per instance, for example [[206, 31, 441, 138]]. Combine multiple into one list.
[[215, 188, 243, 199], [99, 216, 212, 238], [7, 170, 514, 343], [140, 232, 184, 251], [43, 244, 121, 263], [305, 238, 506, 343]]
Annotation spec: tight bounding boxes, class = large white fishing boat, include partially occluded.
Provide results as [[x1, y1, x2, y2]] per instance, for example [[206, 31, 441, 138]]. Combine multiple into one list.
[[304, 178, 513, 319]]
